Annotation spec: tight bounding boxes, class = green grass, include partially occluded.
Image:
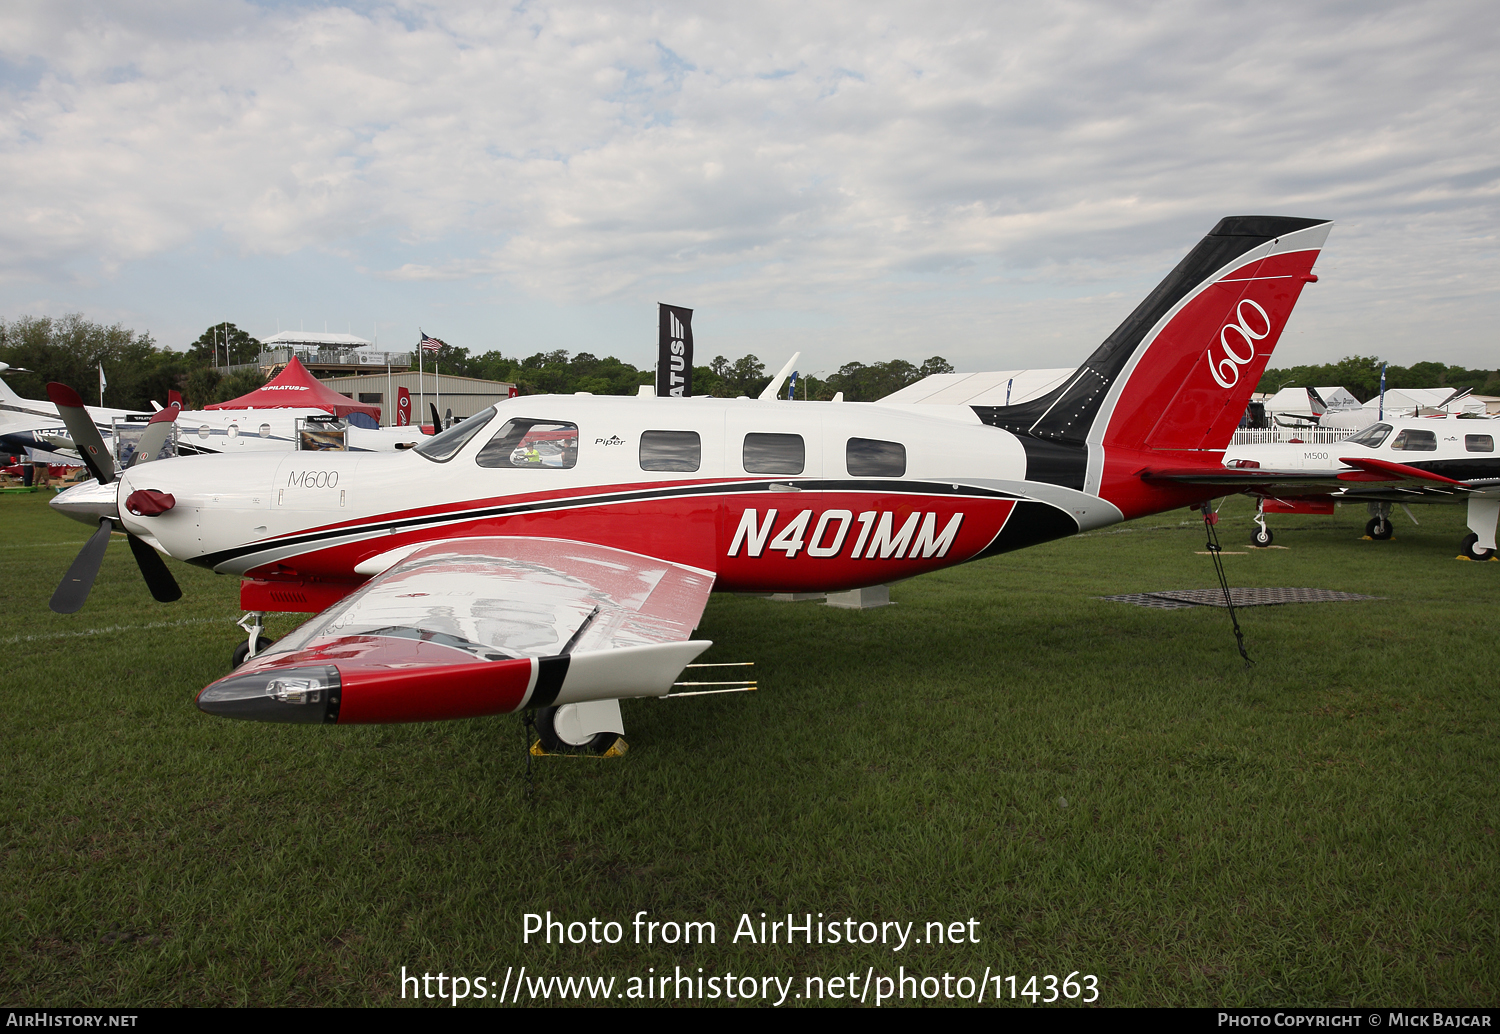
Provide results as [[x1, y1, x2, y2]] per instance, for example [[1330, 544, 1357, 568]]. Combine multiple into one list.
[[1, 490, 1495, 1007]]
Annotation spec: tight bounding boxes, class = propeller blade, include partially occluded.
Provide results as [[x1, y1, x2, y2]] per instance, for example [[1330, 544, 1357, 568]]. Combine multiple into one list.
[[127, 533, 183, 603], [49, 518, 115, 614], [45, 382, 115, 485], [128, 406, 179, 468], [429, 403, 442, 433]]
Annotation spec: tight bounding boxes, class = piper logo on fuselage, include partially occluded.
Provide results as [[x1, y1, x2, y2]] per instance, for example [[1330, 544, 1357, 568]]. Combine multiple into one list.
[[728, 509, 963, 560], [595, 436, 626, 446], [286, 470, 339, 489]]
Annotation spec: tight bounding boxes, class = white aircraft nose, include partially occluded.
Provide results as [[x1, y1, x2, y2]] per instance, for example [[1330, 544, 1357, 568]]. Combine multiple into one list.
[[50, 479, 120, 525]]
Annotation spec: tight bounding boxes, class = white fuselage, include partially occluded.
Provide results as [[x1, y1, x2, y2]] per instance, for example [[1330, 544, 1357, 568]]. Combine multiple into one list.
[[100, 394, 1124, 596]]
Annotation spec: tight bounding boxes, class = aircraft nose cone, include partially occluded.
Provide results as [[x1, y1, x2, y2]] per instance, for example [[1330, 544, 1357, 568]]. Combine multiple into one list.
[[50, 479, 120, 525]]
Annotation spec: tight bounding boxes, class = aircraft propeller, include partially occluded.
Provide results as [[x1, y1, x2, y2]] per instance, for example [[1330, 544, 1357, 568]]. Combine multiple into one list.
[[44, 383, 183, 614]]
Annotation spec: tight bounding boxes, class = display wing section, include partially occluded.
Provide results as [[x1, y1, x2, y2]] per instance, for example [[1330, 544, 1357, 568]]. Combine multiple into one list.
[[1141, 459, 1480, 500], [197, 537, 715, 725]]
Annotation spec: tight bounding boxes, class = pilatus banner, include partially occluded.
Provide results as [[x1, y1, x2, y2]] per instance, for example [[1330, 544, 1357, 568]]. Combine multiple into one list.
[[657, 304, 693, 397]]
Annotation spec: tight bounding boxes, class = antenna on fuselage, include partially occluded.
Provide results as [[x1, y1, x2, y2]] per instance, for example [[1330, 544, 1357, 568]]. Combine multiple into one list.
[[758, 351, 802, 401]]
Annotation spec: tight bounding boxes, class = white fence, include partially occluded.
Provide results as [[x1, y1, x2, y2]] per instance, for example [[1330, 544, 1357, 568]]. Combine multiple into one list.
[[1230, 427, 1357, 446], [257, 348, 415, 368]]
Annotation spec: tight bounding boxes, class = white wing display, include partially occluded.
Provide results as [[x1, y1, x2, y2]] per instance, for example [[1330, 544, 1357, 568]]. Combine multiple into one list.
[[197, 537, 714, 725]]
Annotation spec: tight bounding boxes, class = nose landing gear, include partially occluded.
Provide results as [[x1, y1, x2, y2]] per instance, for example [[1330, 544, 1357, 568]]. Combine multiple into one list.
[[232, 612, 275, 668]]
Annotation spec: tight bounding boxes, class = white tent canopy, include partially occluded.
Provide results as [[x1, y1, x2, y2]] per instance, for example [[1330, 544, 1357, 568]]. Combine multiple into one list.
[[876, 369, 1075, 407], [258, 331, 373, 349]]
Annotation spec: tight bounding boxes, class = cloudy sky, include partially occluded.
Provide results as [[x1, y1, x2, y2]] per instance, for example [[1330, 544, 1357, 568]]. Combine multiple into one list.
[[2, 1, 1497, 374]]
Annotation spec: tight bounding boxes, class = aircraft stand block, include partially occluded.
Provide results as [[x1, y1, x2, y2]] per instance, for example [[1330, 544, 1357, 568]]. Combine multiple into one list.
[[769, 592, 827, 602], [825, 585, 893, 610]]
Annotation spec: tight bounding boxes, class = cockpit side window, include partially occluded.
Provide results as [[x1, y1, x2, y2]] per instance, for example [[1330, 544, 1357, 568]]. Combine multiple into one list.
[[1345, 423, 1392, 449], [476, 419, 579, 469], [1390, 429, 1437, 452], [413, 406, 496, 462]]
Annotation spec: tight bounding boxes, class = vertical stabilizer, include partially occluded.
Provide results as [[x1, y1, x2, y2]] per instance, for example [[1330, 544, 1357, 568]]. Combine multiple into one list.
[[974, 216, 1331, 495]]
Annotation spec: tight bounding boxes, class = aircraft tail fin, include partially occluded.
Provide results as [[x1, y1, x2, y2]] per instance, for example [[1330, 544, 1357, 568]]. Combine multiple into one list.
[[973, 216, 1331, 492]]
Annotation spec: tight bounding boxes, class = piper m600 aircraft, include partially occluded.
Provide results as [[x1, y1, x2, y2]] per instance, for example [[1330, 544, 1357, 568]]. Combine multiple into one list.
[[50, 216, 1333, 750]]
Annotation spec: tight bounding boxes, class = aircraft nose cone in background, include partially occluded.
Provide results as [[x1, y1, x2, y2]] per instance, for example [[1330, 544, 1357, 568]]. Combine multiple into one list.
[[50, 479, 120, 525]]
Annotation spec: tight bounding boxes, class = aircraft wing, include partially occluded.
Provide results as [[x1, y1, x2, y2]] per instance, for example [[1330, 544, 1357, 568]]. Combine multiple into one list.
[[197, 537, 715, 724], [1142, 456, 1482, 500]]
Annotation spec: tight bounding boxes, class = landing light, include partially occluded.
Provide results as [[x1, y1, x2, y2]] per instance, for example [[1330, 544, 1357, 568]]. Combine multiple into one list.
[[267, 677, 324, 704], [197, 664, 341, 724]]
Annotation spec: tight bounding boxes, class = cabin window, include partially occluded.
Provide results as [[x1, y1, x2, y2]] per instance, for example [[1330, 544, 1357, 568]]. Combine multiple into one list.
[[414, 405, 495, 463], [259, 423, 271, 438], [846, 437, 906, 477], [640, 430, 701, 472], [1345, 423, 1392, 449], [1390, 429, 1437, 452], [743, 433, 805, 475], [476, 418, 579, 469], [1466, 434, 1494, 452]]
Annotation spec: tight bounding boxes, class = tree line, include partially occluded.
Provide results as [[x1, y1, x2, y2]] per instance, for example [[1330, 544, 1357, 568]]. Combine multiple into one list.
[[1257, 356, 1499, 402], [0, 314, 958, 409], [434, 344, 954, 402]]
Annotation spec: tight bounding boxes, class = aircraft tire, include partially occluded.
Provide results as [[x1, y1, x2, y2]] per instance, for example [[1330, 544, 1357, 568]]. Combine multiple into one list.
[[534, 705, 618, 755], [1365, 517, 1393, 541], [1459, 533, 1493, 562], [1252, 526, 1273, 547], [231, 636, 275, 668]]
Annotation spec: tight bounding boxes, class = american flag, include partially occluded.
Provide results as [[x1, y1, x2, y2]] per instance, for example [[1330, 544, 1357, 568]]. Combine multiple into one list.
[[418, 332, 446, 354]]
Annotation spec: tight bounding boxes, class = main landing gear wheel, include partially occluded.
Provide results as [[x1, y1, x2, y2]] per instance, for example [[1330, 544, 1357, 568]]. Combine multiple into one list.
[[1365, 517, 1393, 541], [534, 706, 621, 755], [231, 636, 274, 668], [1252, 526, 1274, 547], [1459, 533, 1495, 561]]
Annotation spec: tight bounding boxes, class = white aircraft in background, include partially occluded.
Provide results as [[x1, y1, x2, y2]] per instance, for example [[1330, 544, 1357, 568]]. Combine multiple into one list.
[[48, 216, 1335, 751], [1215, 417, 1500, 558], [2, 365, 424, 466], [0, 363, 152, 462]]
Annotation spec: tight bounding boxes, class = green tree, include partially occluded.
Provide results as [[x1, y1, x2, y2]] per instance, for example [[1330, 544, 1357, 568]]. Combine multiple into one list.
[[188, 322, 260, 367], [824, 356, 952, 402], [0, 314, 191, 410]]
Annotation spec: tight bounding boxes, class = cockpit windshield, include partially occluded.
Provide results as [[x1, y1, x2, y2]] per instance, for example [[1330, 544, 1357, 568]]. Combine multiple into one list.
[[1344, 423, 1392, 449], [413, 406, 497, 463]]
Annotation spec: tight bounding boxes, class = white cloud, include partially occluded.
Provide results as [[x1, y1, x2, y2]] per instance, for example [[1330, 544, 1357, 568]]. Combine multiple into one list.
[[1, 0, 1498, 367]]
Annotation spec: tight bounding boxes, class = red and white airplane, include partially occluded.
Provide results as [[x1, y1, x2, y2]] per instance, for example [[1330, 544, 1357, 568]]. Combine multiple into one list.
[[49, 216, 1332, 750]]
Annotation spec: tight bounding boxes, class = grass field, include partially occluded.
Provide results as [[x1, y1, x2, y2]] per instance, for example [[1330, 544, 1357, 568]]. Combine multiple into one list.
[[1, 489, 1495, 1007]]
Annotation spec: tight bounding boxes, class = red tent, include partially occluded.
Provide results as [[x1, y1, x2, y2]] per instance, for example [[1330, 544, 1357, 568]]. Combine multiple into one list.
[[204, 356, 381, 422]]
